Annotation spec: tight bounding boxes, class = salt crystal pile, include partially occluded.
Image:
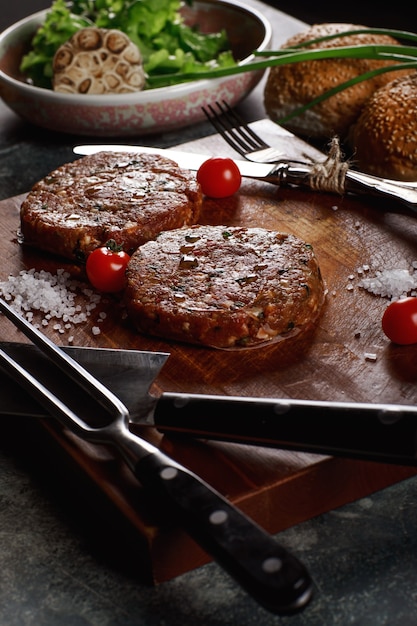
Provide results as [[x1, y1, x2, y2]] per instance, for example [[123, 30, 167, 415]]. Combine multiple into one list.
[[0, 268, 102, 335], [358, 267, 417, 300]]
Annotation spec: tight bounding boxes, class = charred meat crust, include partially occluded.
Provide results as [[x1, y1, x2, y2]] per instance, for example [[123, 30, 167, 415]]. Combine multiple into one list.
[[125, 225, 325, 349], [20, 152, 202, 261]]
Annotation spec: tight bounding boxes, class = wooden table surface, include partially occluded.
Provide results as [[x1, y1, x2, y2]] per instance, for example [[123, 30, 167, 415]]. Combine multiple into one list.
[[1, 119, 417, 583]]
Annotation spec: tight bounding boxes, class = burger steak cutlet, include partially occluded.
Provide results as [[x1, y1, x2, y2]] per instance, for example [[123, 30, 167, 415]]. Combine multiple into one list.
[[20, 152, 202, 261], [125, 225, 325, 349]]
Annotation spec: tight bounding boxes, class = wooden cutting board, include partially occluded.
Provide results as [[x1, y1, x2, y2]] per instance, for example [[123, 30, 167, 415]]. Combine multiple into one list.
[[1, 120, 417, 583]]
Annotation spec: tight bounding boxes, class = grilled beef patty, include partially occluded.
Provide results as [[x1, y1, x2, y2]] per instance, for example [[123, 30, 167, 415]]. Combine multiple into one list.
[[125, 225, 325, 349], [20, 152, 202, 261]]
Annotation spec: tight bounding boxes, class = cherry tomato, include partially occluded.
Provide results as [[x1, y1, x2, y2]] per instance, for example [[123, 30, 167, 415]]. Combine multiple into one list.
[[381, 297, 417, 345], [86, 240, 130, 293], [197, 157, 241, 198]]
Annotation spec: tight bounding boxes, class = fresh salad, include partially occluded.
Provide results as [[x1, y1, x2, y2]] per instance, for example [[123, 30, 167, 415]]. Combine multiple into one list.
[[20, 0, 236, 90]]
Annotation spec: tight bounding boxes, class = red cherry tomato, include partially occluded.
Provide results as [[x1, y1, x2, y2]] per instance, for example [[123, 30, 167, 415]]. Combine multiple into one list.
[[197, 157, 241, 198], [86, 240, 130, 293], [381, 297, 417, 345]]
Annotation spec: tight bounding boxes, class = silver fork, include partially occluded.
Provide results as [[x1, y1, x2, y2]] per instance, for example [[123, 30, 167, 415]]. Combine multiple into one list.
[[202, 101, 286, 164], [203, 101, 417, 211]]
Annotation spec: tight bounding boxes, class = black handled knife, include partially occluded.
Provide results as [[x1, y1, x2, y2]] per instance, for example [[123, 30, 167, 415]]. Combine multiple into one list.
[[2, 343, 417, 466]]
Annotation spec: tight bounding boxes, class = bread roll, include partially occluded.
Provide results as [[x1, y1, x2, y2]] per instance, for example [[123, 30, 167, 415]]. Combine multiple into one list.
[[264, 23, 408, 139], [349, 72, 417, 181]]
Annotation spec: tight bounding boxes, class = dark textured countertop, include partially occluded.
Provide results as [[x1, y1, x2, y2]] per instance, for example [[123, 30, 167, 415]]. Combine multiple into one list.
[[1, 2, 417, 625]]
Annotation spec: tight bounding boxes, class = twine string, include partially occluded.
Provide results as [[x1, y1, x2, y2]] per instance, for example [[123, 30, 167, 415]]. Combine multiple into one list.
[[308, 137, 349, 195]]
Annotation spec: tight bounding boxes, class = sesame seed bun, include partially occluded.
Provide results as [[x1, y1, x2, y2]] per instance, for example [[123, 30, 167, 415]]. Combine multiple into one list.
[[264, 23, 409, 140], [349, 72, 417, 181]]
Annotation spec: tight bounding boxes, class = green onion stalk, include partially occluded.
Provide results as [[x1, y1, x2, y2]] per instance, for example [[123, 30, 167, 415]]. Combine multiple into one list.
[[146, 28, 417, 123]]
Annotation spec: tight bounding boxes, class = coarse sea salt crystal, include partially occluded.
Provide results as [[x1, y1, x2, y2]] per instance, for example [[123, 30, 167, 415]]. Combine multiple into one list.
[[358, 267, 417, 300], [0, 268, 102, 334]]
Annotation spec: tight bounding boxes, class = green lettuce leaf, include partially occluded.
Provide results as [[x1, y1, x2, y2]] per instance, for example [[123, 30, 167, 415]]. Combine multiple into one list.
[[20, 0, 234, 90]]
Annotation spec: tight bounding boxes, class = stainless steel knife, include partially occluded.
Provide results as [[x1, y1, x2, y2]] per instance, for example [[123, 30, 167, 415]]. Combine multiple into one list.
[[3, 342, 417, 467], [73, 144, 417, 209]]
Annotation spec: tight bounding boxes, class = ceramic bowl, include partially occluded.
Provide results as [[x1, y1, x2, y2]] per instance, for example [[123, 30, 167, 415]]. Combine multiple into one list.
[[0, 0, 271, 136]]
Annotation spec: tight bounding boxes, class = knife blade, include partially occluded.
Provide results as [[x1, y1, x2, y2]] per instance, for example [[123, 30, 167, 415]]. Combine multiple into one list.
[[73, 144, 417, 209], [2, 343, 417, 466], [0, 342, 168, 422], [73, 144, 275, 179]]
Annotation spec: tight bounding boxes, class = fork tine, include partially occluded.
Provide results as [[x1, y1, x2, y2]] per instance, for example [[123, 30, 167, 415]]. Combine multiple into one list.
[[202, 103, 248, 157], [217, 101, 269, 150], [202, 101, 269, 157]]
